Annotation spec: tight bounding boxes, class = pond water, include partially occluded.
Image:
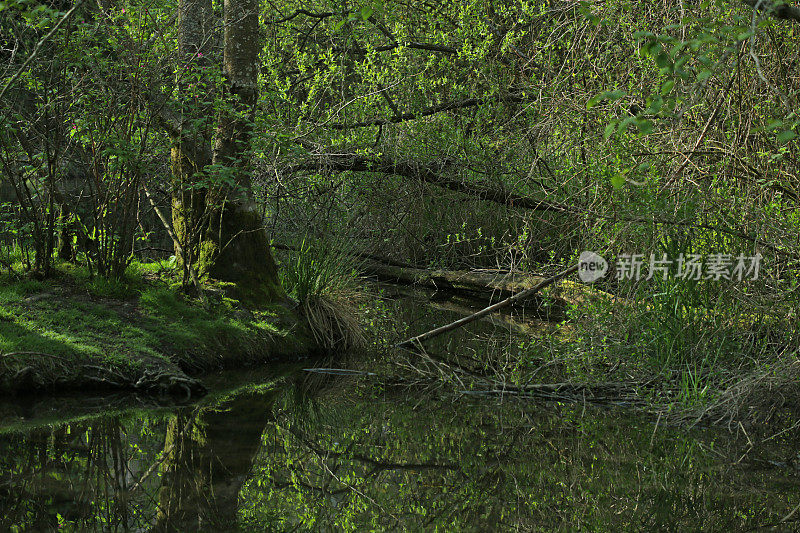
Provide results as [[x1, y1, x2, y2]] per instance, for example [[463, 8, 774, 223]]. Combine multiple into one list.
[[0, 283, 798, 531]]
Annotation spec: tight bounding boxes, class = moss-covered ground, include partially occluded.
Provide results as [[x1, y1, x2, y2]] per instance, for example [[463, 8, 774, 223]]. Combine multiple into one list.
[[0, 260, 315, 396]]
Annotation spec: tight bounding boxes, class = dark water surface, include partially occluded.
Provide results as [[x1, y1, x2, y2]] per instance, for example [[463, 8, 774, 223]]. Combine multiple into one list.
[[0, 285, 798, 531]]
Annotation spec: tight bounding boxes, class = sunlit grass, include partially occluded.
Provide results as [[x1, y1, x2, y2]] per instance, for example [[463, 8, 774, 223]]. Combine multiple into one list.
[[0, 261, 302, 391]]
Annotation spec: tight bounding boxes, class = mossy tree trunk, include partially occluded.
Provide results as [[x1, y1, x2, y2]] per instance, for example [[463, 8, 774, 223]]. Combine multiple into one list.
[[198, 0, 282, 302], [170, 0, 281, 302], [170, 0, 214, 280]]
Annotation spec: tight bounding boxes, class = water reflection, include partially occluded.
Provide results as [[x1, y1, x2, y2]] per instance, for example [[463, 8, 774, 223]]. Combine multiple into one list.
[[153, 391, 278, 531], [0, 371, 798, 531], [0, 285, 797, 531]]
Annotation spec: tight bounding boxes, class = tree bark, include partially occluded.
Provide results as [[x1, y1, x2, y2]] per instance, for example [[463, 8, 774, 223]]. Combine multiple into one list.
[[198, 0, 282, 301], [171, 0, 214, 277]]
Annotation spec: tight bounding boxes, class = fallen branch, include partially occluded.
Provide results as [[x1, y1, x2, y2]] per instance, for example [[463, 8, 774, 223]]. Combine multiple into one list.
[[322, 93, 527, 130], [287, 155, 569, 212], [396, 264, 578, 349], [288, 153, 796, 258]]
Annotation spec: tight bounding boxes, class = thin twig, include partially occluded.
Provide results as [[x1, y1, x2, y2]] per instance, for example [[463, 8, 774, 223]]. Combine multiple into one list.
[[0, 3, 81, 101], [142, 184, 207, 305]]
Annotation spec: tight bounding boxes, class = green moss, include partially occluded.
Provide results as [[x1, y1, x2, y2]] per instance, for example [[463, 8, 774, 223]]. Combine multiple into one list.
[[0, 262, 315, 394], [198, 204, 285, 305]]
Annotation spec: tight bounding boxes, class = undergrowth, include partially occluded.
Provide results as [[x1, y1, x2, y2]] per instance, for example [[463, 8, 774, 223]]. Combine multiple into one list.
[[535, 274, 800, 421], [278, 238, 366, 352]]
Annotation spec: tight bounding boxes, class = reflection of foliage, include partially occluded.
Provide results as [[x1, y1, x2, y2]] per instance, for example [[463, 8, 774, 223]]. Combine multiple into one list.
[[0, 381, 797, 531], [238, 386, 799, 531], [0, 413, 169, 531]]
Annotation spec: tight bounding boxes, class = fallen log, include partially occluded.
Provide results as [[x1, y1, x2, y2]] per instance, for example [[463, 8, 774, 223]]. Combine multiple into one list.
[[275, 243, 619, 316], [396, 264, 579, 349], [361, 260, 548, 294], [361, 260, 575, 319], [361, 260, 622, 317]]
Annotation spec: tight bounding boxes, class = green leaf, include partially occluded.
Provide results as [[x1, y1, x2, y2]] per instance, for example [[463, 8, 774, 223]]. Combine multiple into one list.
[[669, 42, 685, 58], [655, 51, 671, 69], [777, 130, 797, 143], [661, 79, 675, 95], [617, 116, 635, 133], [605, 89, 626, 101], [643, 41, 661, 57], [636, 119, 654, 135], [610, 173, 625, 189], [697, 55, 712, 67], [696, 69, 712, 82], [646, 96, 663, 114], [587, 90, 625, 109], [604, 122, 617, 140], [360, 6, 373, 20]]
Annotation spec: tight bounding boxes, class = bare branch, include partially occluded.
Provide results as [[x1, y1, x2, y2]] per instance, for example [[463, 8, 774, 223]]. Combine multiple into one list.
[[396, 264, 579, 349], [323, 93, 531, 130], [0, 2, 80, 101]]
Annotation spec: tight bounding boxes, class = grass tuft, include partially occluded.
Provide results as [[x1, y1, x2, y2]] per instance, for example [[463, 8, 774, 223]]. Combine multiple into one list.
[[278, 237, 366, 353]]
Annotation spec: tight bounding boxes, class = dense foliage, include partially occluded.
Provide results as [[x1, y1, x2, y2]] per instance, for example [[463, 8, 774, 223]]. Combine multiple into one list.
[[1, 0, 799, 474]]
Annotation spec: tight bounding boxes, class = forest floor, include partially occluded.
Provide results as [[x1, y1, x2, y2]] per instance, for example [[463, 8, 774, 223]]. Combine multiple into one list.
[[0, 261, 315, 397]]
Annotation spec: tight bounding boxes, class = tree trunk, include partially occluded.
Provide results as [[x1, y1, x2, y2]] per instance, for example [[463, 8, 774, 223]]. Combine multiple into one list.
[[171, 0, 213, 280], [198, 0, 282, 302], [170, 0, 281, 302]]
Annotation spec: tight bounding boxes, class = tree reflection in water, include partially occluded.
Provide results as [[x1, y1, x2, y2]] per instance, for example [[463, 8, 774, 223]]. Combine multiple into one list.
[[0, 371, 798, 531]]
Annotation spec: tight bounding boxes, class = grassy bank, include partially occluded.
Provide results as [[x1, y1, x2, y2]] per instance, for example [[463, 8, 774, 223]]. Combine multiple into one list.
[[548, 280, 800, 424], [0, 260, 316, 396]]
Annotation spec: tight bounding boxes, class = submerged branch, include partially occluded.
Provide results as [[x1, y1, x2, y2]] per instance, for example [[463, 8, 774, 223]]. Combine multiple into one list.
[[396, 264, 578, 348]]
